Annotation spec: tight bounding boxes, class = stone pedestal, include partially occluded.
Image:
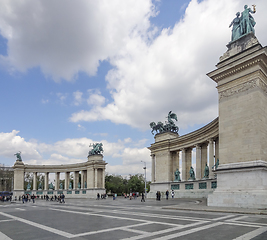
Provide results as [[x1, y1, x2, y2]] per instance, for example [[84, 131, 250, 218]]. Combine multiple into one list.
[[207, 34, 267, 208]]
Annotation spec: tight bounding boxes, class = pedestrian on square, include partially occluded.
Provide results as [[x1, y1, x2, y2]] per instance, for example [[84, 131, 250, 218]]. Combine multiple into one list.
[[22, 195, 25, 204], [97, 193, 100, 200], [166, 190, 169, 200], [61, 193, 65, 203], [141, 192, 145, 202], [31, 194, 35, 203], [171, 190, 175, 199]]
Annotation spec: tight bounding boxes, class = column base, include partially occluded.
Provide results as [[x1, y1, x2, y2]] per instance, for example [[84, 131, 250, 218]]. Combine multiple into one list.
[[208, 160, 267, 208]]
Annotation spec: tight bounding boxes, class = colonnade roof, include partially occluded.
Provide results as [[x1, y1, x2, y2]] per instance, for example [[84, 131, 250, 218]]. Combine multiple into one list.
[[148, 117, 219, 153]]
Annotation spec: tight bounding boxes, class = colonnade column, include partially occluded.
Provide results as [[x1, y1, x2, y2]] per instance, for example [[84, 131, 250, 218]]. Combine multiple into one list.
[[81, 171, 85, 189], [185, 148, 192, 180], [181, 149, 186, 181], [209, 139, 215, 178], [151, 155, 155, 183], [44, 172, 49, 190], [94, 169, 98, 188], [74, 171, 79, 189], [65, 172, 70, 189], [33, 172, 37, 191], [201, 143, 208, 178], [55, 172, 60, 190], [215, 138, 219, 162], [195, 145, 201, 180], [172, 151, 179, 181], [102, 169, 105, 188]]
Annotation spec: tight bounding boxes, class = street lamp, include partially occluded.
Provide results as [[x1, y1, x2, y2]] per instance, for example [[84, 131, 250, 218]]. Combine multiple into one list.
[[141, 161, 147, 197]]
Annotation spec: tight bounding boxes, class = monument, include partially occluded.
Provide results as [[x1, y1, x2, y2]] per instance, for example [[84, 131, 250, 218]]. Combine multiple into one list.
[[12, 145, 107, 199], [207, 5, 267, 208]]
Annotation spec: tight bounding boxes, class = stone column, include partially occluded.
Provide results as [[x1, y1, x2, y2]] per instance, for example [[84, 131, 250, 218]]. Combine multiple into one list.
[[185, 148, 192, 180], [195, 145, 201, 180], [172, 151, 179, 181], [181, 149, 186, 181], [94, 168, 98, 188], [65, 172, 70, 190], [201, 143, 208, 178], [87, 167, 94, 188], [74, 171, 79, 189], [81, 170, 85, 189], [102, 169, 105, 188], [214, 138, 219, 163], [55, 172, 60, 190], [33, 172, 37, 191], [44, 172, 49, 191], [151, 155, 155, 183], [209, 139, 215, 178], [13, 164, 25, 191]]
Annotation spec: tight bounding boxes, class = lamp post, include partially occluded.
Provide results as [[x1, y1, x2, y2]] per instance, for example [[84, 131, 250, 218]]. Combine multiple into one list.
[[141, 161, 147, 197]]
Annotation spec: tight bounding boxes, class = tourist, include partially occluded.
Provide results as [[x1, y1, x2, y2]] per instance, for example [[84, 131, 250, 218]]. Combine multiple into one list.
[[141, 192, 145, 202], [97, 193, 100, 200], [31, 194, 35, 203], [171, 190, 175, 199], [61, 193, 65, 203], [166, 190, 169, 200]]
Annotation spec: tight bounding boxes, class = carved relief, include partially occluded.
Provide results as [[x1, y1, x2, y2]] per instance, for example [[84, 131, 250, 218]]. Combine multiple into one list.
[[219, 79, 257, 100]]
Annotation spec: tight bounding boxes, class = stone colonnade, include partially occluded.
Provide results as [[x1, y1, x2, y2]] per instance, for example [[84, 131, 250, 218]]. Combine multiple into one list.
[[149, 118, 219, 183], [13, 154, 107, 198]]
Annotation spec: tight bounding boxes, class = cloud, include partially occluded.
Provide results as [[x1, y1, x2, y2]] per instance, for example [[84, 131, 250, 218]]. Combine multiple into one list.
[[0, 0, 156, 81], [73, 91, 83, 106], [69, 0, 267, 131]]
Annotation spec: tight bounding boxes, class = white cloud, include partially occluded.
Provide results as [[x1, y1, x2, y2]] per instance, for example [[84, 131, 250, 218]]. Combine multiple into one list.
[[0, 0, 156, 81], [69, 0, 267, 131], [73, 91, 83, 106]]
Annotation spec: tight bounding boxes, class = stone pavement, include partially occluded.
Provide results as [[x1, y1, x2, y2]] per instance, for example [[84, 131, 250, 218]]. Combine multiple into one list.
[[0, 197, 267, 239]]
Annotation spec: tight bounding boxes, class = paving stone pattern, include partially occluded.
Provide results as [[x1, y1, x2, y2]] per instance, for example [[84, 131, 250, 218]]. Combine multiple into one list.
[[0, 198, 267, 239]]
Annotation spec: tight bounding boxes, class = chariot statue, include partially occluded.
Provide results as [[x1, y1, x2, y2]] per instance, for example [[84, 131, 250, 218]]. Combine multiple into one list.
[[88, 142, 104, 156], [150, 111, 179, 135]]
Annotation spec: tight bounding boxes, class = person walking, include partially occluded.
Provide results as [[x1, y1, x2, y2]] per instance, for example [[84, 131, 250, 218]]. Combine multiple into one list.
[[31, 194, 35, 203], [141, 192, 145, 202], [171, 190, 175, 199], [166, 190, 169, 200]]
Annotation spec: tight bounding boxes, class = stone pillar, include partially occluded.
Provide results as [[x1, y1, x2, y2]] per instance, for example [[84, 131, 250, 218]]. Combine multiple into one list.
[[87, 167, 94, 188], [13, 162, 25, 191], [65, 172, 70, 190], [102, 169, 105, 188], [181, 149, 186, 181], [209, 139, 215, 178], [44, 172, 49, 190], [214, 138, 219, 163], [185, 148, 192, 180], [201, 143, 208, 178], [172, 151, 179, 181], [74, 171, 79, 189], [94, 168, 98, 188], [55, 172, 60, 190], [195, 145, 201, 180], [33, 172, 37, 191], [81, 171, 85, 189], [151, 155, 155, 182]]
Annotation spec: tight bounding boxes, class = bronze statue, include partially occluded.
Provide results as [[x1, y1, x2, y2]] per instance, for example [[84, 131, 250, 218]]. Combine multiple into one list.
[[14, 151, 22, 161], [88, 143, 104, 156]]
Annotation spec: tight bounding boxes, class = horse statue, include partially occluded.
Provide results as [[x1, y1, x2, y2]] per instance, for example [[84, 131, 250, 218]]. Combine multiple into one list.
[[88, 143, 104, 156], [150, 121, 165, 135]]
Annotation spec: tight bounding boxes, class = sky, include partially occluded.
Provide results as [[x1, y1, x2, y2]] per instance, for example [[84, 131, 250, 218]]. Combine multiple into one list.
[[0, 0, 267, 181]]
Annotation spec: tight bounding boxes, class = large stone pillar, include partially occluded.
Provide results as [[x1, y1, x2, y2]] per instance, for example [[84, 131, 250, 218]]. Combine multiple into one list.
[[185, 148, 192, 180], [208, 34, 267, 208], [55, 172, 60, 190], [74, 171, 79, 189], [195, 145, 201, 180], [81, 170, 85, 189], [13, 161, 25, 191], [209, 139, 215, 178], [44, 172, 49, 190], [94, 169, 98, 188], [87, 167, 94, 188], [201, 143, 208, 178], [33, 172, 37, 191], [172, 151, 179, 181], [151, 155, 156, 183], [181, 149, 186, 181], [65, 172, 70, 190]]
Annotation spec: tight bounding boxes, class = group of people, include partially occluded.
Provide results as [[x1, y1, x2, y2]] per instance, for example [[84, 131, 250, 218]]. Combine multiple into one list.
[[96, 193, 107, 200], [156, 190, 175, 201], [18, 193, 65, 203]]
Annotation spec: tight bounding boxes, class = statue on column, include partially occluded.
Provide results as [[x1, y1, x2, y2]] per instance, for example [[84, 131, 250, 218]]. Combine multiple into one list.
[[174, 169, 181, 182], [78, 182, 81, 189], [84, 181, 87, 189], [229, 5, 256, 42], [88, 143, 104, 156], [59, 182, 63, 189], [203, 163, 209, 179], [14, 151, 22, 161], [188, 166, 196, 180], [69, 182, 73, 189]]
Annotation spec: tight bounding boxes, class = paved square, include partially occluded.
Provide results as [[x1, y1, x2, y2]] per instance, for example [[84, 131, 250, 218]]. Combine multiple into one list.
[[0, 198, 267, 239]]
